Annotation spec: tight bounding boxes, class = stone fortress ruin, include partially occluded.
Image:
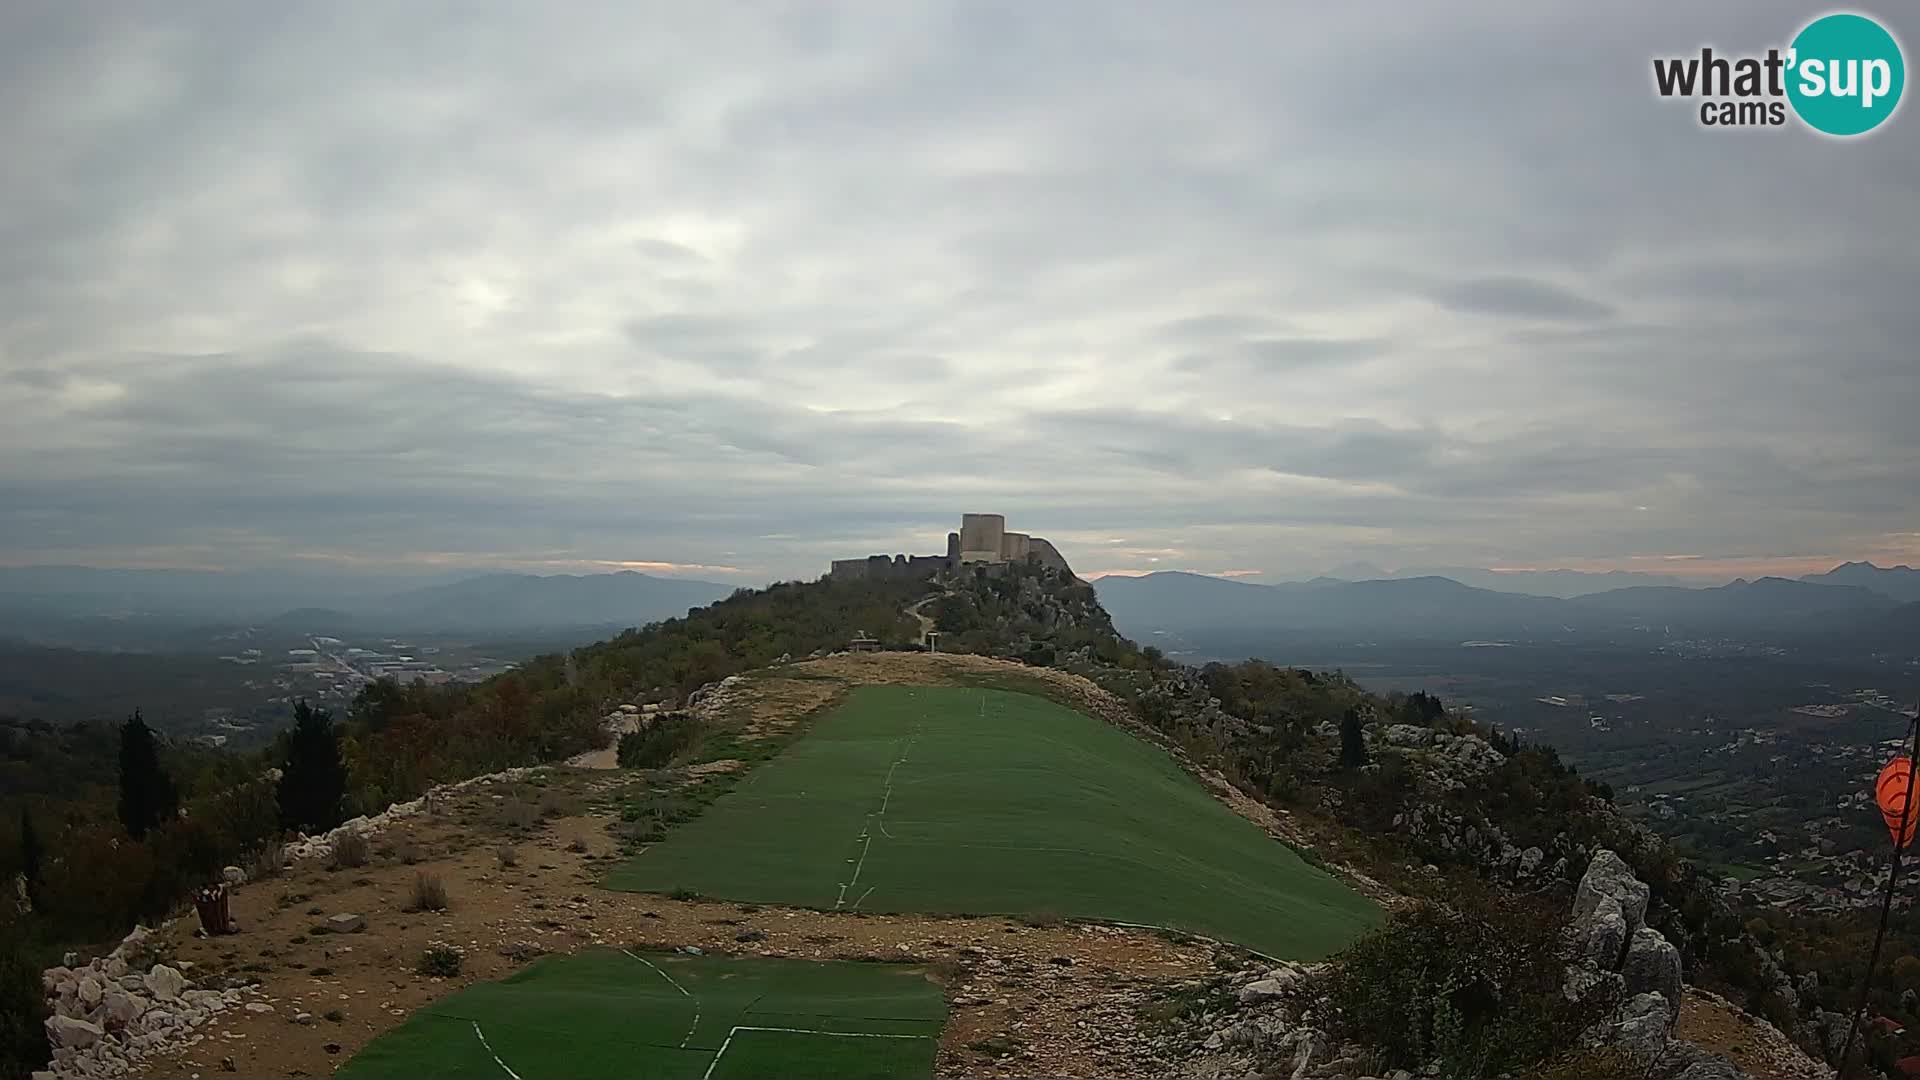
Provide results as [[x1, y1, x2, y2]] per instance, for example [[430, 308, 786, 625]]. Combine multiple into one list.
[[828, 513, 1072, 581]]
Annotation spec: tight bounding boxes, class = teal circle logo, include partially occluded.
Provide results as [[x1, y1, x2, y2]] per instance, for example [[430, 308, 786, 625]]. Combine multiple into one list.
[[1787, 13, 1905, 136]]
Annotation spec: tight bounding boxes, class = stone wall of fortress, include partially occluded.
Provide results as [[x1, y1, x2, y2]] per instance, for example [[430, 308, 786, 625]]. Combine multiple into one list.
[[827, 514, 1073, 581]]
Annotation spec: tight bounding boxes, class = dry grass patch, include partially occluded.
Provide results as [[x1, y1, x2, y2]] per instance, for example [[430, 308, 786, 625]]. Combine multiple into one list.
[[404, 872, 449, 913]]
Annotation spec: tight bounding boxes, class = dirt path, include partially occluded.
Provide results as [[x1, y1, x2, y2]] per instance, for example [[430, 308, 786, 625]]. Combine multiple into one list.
[[563, 710, 640, 769], [906, 592, 942, 645]]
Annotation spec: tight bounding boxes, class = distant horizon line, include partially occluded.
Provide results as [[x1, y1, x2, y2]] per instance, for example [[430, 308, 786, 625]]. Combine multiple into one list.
[[1, 556, 1912, 587], [1080, 557, 1911, 582]]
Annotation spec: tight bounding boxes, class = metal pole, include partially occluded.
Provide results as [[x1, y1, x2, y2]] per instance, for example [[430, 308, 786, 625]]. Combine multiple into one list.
[[1838, 705, 1920, 1077]]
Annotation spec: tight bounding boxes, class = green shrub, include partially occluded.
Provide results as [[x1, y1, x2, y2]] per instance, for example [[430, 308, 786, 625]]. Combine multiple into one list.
[[0, 928, 48, 1080], [197, 777, 280, 859], [35, 824, 154, 939], [416, 942, 463, 977], [618, 716, 701, 769], [1318, 889, 1611, 1078]]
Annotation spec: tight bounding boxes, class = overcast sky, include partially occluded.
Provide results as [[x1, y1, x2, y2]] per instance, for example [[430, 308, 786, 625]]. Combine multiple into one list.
[[2, 2, 1915, 585]]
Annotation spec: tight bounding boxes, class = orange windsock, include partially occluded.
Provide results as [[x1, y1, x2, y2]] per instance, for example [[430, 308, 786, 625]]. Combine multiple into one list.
[[1877, 756, 1919, 849]]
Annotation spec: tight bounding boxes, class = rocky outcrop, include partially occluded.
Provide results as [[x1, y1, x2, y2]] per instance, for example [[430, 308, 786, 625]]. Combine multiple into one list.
[[1611, 992, 1675, 1064], [1391, 803, 1570, 889], [1168, 959, 1341, 1079], [1580, 897, 1630, 968], [1574, 849, 1650, 937], [1623, 926, 1684, 1008], [1567, 849, 1763, 1080]]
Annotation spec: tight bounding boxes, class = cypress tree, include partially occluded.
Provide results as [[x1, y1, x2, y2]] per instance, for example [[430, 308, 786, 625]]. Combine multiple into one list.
[[277, 701, 347, 834], [1340, 707, 1370, 770], [117, 710, 179, 840]]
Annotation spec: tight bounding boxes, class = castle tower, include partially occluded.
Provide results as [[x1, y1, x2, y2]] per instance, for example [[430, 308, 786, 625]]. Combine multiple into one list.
[[958, 513, 1006, 563]]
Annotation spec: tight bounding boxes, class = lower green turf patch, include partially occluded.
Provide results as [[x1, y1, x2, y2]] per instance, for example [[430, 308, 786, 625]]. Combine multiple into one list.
[[604, 684, 1379, 959], [336, 949, 945, 1080]]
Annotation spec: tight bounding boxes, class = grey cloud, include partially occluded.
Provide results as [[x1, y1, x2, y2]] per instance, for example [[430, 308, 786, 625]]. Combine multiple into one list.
[[0, 1, 1916, 581], [1426, 276, 1617, 323], [1172, 338, 1387, 377]]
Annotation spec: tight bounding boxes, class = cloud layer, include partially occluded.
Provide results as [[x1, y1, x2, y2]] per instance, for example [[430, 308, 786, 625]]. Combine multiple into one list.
[[3, 2, 1916, 582]]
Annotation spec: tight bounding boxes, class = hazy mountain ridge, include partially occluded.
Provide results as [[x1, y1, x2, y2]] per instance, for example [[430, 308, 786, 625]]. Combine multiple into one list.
[[1095, 565, 1906, 643], [1800, 560, 1920, 604]]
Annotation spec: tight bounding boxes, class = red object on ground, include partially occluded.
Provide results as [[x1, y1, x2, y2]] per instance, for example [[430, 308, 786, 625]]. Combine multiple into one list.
[[192, 884, 235, 935], [1879, 757, 1920, 849]]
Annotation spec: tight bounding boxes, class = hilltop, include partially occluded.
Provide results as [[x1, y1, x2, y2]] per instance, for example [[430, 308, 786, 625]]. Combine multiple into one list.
[[8, 555, 1846, 1079]]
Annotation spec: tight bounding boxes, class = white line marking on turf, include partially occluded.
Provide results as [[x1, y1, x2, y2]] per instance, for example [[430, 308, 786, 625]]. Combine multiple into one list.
[[849, 831, 874, 887], [701, 1025, 930, 1080], [623, 950, 701, 1048], [835, 704, 928, 909], [471, 1021, 524, 1080], [851, 884, 876, 910]]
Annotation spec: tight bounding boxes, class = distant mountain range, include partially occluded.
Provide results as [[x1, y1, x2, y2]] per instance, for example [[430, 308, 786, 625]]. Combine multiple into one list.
[[6, 558, 1914, 650], [0, 566, 736, 635], [1312, 563, 1726, 597], [1799, 561, 1920, 604], [1094, 572, 1573, 642], [1094, 564, 1910, 645]]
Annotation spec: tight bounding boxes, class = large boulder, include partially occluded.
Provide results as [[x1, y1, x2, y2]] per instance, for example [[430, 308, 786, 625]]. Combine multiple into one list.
[[1517, 845, 1545, 876], [1444, 735, 1507, 773], [1575, 849, 1649, 939], [100, 990, 147, 1029], [1610, 992, 1673, 1065], [1816, 1009, 1850, 1060], [46, 1015, 104, 1049], [1581, 895, 1630, 969], [1564, 964, 1626, 1008], [142, 964, 186, 1002], [1622, 927, 1683, 1010], [1237, 978, 1292, 1004]]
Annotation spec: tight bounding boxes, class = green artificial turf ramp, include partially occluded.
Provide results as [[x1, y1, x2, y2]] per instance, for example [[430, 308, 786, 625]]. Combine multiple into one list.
[[337, 949, 946, 1080], [604, 684, 1379, 958]]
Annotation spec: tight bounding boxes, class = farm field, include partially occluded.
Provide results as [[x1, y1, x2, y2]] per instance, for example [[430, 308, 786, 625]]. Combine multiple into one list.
[[337, 948, 946, 1080], [604, 684, 1378, 959]]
